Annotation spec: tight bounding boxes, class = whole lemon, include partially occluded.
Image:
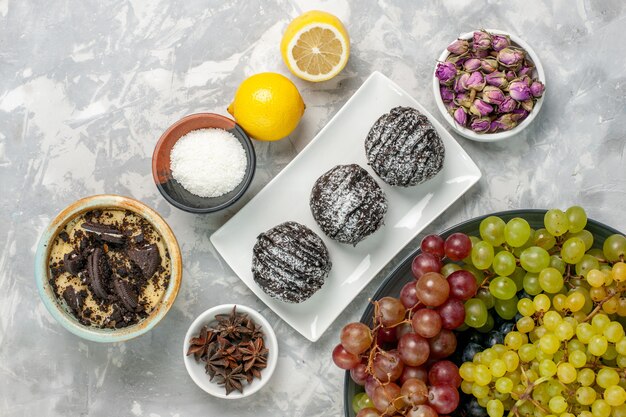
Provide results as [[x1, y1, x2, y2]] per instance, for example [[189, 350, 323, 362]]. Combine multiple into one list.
[[227, 72, 305, 141]]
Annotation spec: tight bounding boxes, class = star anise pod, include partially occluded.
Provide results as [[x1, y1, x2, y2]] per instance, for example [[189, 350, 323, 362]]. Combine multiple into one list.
[[205, 350, 228, 381], [239, 338, 269, 372], [215, 306, 252, 341], [214, 364, 246, 395], [186, 326, 216, 361]]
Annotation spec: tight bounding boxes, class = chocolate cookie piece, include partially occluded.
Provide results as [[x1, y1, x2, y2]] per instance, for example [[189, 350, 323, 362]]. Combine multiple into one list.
[[82, 221, 126, 244], [252, 221, 331, 303], [365, 106, 445, 187], [113, 277, 140, 312], [127, 244, 160, 278], [87, 247, 111, 300], [63, 250, 84, 275], [310, 164, 387, 245], [62, 286, 86, 314]]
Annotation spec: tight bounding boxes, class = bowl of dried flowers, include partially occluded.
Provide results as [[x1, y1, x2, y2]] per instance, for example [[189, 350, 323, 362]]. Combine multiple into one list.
[[183, 304, 278, 398]]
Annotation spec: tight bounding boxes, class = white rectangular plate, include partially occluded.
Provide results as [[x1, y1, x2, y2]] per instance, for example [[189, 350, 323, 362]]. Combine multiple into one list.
[[211, 72, 481, 341]]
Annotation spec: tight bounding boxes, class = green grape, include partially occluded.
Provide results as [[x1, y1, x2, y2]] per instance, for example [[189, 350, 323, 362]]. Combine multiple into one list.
[[542, 311, 562, 331], [489, 359, 507, 378], [441, 262, 462, 277], [476, 287, 495, 309], [549, 254, 566, 274], [518, 343, 536, 362], [552, 293, 567, 312], [604, 322, 625, 343], [544, 209, 570, 236], [568, 349, 587, 367], [605, 385, 626, 406], [464, 236, 482, 265], [492, 251, 516, 277], [566, 229, 594, 251], [494, 295, 518, 320], [509, 267, 525, 291], [592, 314, 611, 332], [480, 215, 506, 246], [576, 322, 595, 344], [504, 331, 525, 350], [538, 267, 564, 294], [523, 272, 542, 295], [578, 368, 595, 386], [538, 359, 557, 377], [504, 218, 531, 247], [566, 205, 587, 233], [486, 399, 504, 417], [517, 298, 535, 316], [554, 321, 574, 341], [589, 335, 609, 356], [561, 237, 586, 264], [511, 233, 534, 258], [520, 246, 550, 273], [489, 276, 517, 300], [516, 316, 534, 333], [548, 395, 567, 414], [502, 351, 519, 372], [533, 228, 556, 250], [472, 241, 495, 270], [477, 313, 495, 333], [460, 380, 473, 394], [539, 333, 560, 354], [465, 298, 488, 328], [556, 362, 576, 383], [474, 364, 492, 386], [495, 377, 513, 393], [576, 254, 600, 277], [592, 399, 612, 417], [576, 386, 597, 405], [597, 368, 620, 388], [604, 234, 626, 262], [352, 393, 372, 413], [533, 294, 551, 312], [602, 344, 618, 361]]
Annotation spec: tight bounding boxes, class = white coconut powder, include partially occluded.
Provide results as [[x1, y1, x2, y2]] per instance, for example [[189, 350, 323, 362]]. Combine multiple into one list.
[[170, 128, 247, 198]]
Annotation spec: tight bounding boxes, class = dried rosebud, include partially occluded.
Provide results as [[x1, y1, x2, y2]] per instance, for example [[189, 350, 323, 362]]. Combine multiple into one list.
[[530, 81, 545, 98], [491, 34, 510, 51], [453, 107, 468, 126], [512, 108, 529, 122], [440, 86, 454, 102], [498, 96, 518, 113], [454, 92, 472, 108], [480, 58, 498, 73], [435, 61, 457, 85], [490, 114, 518, 131], [505, 70, 517, 81], [518, 66, 533, 77], [447, 39, 470, 55], [470, 99, 493, 116], [498, 48, 524, 67], [454, 72, 471, 93], [521, 99, 534, 112], [463, 58, 482, 71], [485, 71, 508, 88], [509, 80, 532, 101], [466, 71, 485, 91], [473, 30, 492, 50], [446, 54, 464, 65], [472, 49, 490, 59], [470, 117, 491, 133], [482, 86, 506, 105]]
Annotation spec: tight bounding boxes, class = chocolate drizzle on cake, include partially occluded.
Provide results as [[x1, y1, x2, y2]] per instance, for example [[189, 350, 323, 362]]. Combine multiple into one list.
[[365, 106, 445, 187], [310, 164, 387, 245], [252, 221, 331, 303]]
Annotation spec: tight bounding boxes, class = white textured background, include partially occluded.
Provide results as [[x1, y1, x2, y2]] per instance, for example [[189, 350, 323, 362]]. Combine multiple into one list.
[[1, 0, 625, 416]]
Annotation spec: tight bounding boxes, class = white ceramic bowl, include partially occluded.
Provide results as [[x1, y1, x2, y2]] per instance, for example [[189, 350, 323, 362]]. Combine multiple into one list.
[[182, 304, 278, 399], [432, 29, 546, 142]]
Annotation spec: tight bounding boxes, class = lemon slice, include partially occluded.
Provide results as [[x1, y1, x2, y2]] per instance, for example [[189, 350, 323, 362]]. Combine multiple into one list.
[[281, 11, 350, 82]]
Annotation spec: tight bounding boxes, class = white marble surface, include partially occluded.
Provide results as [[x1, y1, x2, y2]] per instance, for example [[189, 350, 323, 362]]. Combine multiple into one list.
[[1, 0, 625, 416]]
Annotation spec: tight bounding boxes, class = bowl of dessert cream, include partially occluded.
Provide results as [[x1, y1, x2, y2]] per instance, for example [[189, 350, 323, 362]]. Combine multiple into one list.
[[34, 194, 182, 342]]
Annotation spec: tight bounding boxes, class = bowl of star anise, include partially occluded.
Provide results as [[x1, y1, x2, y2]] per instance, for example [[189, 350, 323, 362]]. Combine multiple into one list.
[[183, 304, 278, 398]]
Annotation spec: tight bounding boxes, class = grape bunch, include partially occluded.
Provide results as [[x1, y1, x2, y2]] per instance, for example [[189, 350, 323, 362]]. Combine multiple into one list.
[[333, 234, 475, 417]]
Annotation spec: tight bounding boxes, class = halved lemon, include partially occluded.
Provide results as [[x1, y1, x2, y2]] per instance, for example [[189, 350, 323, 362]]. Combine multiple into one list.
[[281, 10, 350, 82]]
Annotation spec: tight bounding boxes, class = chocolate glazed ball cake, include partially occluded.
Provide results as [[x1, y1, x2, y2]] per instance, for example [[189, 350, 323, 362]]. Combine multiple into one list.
[[252, 221, 331, 303], [310, 164, 387, 246], [365, 106, 445, 187]]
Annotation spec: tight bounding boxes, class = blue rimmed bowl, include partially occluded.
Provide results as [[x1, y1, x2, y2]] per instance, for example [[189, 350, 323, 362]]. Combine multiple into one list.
[[34, 194, 183, 343]]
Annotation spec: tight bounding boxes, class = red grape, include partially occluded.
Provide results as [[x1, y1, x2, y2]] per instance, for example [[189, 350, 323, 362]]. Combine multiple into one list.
[[365, 375, 382, 398], [397, 333, 430, 366], [350, 362, 368, 386], [400, 365, 428, 385], [373, 349, 404, 382], [428, 330, 457, 359], [331, 344, 360, 370], [444, 233, 472, 261], [447, 270, 478, 300], [377, 326, 397, 344], [372, 383, 403, 414], [428, 384, 460, 414], [406, 404, 438, 417], [411, 253, 442, 279], [377, 297, 406, 326], [436, 298, 466, 330], [416, 273, 449, 307], [396, 322, 414, 340], [356, 408, 380, 417], [421, 234, 445, 259], [428, 360, 461, 387], [340, 322, 373, 355], [411, 309, 442, 338], [401, 378, 428, 405], [400, 281, 420, 309]]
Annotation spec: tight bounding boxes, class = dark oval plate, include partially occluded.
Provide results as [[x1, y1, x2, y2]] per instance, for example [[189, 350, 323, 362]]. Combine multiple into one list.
[[343, 209, 623, 417]]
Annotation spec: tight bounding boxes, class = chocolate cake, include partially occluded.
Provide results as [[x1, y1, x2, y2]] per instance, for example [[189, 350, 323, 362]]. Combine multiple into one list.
[[365, 106, 445, 187], [310, 164, 387, 245], [252, 221, 331, 303]]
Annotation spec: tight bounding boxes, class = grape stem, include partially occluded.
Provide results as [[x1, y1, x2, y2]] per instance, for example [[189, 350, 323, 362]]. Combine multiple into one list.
[[508, 375, 550, 417], [583, 291, 617, 322]]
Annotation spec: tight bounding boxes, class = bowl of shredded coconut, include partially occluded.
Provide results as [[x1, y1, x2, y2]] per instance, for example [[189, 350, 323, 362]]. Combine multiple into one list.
[[152, 113, 256, 213]]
